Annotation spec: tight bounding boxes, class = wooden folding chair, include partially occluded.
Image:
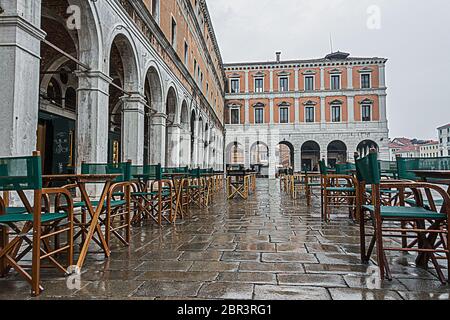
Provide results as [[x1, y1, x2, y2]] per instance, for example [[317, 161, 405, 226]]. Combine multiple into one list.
[[77, 162, 132, 247], [0, 151, 74, 296], [319, 160, 358, 222], [356, 149, 450, 283]]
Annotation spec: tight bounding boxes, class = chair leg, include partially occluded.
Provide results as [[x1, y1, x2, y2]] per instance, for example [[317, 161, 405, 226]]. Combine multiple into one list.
[[31, 213, 42, 296], [374, 216, 386, 281], [360, 209, 367, 263]]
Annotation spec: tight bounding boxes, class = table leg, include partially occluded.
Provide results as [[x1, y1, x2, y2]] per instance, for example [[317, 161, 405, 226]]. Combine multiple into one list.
[[76, 182, 111, 269], [0, 226, 7, 276]]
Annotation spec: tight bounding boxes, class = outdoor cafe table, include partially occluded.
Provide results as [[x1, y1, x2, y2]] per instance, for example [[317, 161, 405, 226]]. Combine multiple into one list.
[[42, 174, 120, 269]]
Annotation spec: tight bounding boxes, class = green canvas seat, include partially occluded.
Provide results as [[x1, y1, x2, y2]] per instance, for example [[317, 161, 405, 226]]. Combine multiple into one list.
[[405, 198, 444, 207], [5, 207, 27, 214], [73, 200, 126, 208], [365, 186, 399, 194], [362, 205, 446, 220], [0, 212, 68, 224], [324, 187, 356, 192]]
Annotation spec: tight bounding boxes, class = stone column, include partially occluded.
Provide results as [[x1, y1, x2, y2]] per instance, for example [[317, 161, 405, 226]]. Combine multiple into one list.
[[320, 97, 326, 124], [379, 94, 387, 122], [294, 98, 300, 124], [269, 70, 274, 92], [0, 0, 46, 157], [269, 99, 274, 124], [244, 70, 249, 93], [347, 67, 353, 89], [244, 99, 250, 124], [244, 138, 250, 169], [267, 135, 277, 179], [197, 138, 204, 168], [149, 113, 167, 165], [320, 67, 325, 90], [379, 64, 386, 87], [121, 94, 146, 165], [347, 96, 355, 123], [76, 71, 111, 166], [294, 149, 301, 173], [179, 130, 190, 167], [166, 124, 181, 167]]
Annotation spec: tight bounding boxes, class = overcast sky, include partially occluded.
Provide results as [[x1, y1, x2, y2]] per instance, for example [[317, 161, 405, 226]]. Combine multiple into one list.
[[208, 0, 450, 140]]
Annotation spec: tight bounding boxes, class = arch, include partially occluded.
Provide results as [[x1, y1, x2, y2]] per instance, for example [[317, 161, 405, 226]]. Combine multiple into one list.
[[180, 100, 189, 130], [143, 63, 164, 113], [250, 141, 269, 166], [277, 141, 295, 171], [66, 0, 102, 69], [190, 110, 197, 164], [226, 142, 244, 165], [301, 141, 321, 172], [165, 86, 178, 166], [107, 32, 140, 92], [327, 140, 348, 168], [357, 140, 379, 158]]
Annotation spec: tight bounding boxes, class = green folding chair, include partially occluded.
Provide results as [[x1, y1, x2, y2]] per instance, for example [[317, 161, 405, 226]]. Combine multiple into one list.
[[0, 151, 73, 296], [356, 150, 450, 283], [79, 161, 131, 247]]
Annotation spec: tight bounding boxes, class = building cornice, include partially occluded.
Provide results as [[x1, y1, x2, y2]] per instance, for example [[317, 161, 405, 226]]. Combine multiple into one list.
[[224, 58, 388, 71]]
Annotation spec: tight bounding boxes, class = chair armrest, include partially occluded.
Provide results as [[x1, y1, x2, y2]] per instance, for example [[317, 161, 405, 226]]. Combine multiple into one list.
[[42, 187, 74, 213]]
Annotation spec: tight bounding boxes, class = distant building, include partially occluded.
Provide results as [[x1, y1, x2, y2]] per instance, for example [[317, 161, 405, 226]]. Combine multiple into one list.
[[438, 124, 450, 157], [389, 137, 437, 160], [419, 141, 440, 158]]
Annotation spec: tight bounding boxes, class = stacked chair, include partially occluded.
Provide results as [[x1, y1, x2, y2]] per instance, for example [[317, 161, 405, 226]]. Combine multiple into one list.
[[356, 150, 449, 283], [0, 151, 74, 296]]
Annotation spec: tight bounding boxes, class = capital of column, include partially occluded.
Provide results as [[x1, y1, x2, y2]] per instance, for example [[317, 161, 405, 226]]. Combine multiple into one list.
[[75, 70, 112, 95]]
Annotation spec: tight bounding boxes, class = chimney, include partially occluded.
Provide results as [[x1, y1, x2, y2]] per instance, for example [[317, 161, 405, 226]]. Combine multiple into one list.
[[276, 51, 281, 63]]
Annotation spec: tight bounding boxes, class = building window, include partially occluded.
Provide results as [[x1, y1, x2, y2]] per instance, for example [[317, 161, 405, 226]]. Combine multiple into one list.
[[305, 106, 315, 123], [184, 41, 189, 65], [279, 77, 289, 92], [331, 75, 341, 90], [171, 17, 177, 49], [255, 78, 264, 93], [230, 79, 240, 93], [305, 76, 314, 91], [230, 108, 240, 124], [361, 74, 371, 89], [331, 105, 341, 122], [279, 107, 289, 123], [361, 104, 371, 122], [255, 108, 264, 124]]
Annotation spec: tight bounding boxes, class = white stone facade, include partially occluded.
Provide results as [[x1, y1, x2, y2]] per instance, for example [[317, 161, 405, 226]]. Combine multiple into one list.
[[0, 0, 225, 170]]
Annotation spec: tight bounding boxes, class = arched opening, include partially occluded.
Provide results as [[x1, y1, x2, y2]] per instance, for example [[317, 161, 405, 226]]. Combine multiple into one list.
[[277, 141, 294, 173], [327, 140, 348, 168], [301, 141, 320, 172], [108, 34, 139, 163], [357, 140, 379, 158], [226, 142, 244, 165], [190, 110, 196, 165], [250, 141, 269, 177], [38, 0, 81, 174], [144, 66, 163, 165], [165, 87, 178, 167], [179, 101, 189, 166]]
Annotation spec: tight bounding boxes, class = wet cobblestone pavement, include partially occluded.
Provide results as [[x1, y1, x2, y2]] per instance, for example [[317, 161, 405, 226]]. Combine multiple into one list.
[[1, 180, 449, 300]]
